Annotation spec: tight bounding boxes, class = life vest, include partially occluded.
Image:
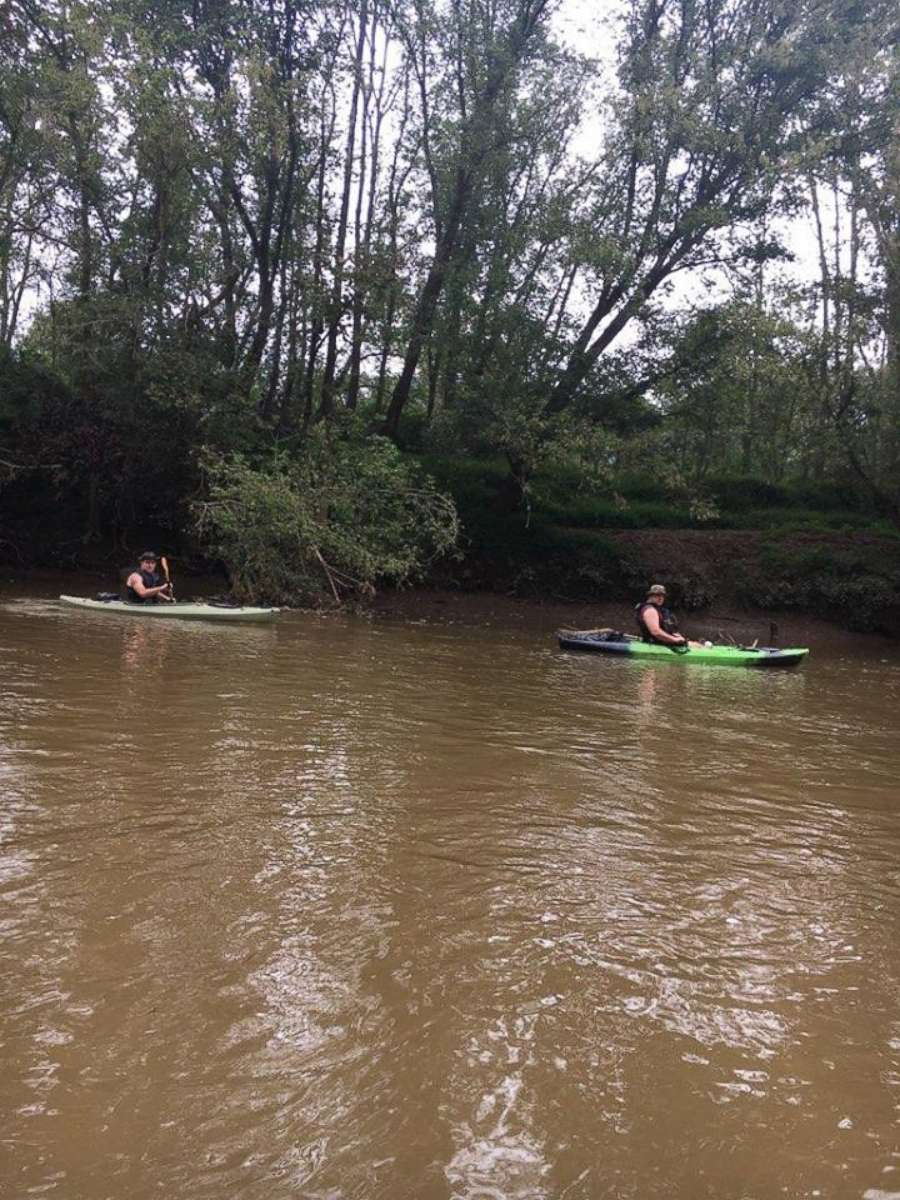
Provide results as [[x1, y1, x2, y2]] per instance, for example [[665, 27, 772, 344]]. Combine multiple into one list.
[[125, 567, 160, 604], [635, 601, 679, 643]]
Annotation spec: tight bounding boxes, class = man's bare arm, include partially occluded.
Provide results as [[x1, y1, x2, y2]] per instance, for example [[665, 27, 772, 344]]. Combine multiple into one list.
[[126, 572, 172, 600]]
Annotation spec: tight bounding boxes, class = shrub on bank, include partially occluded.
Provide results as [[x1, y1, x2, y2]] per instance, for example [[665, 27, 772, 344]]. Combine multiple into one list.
[[736, 538, 900, 633], [194, 433, 459, 606], [416, 455, 891, 535], [720, 508, 898, 533]]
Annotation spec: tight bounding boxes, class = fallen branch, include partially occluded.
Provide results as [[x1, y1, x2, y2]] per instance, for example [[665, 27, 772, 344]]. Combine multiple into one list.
[[313, 546, 342, 604]]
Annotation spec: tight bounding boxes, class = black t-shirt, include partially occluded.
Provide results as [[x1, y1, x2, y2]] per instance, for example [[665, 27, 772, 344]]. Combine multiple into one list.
[[125, 567, 160, 604], [635, 601, 679, 642]]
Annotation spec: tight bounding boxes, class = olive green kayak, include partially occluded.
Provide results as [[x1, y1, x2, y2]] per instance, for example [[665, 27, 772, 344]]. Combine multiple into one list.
[[558, 630, 808, 667], [59, 595, 279, 623]]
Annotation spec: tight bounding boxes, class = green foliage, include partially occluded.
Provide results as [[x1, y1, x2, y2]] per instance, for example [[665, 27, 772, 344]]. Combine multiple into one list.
[[535, 493, 694, 530], [700, 476, 876, 516], [193, 431, 459, 606], [4, 311, 203, 541], [530, 527, 632, 600], [704, 475, 790, 511], [420, 455, 890, 537], [0, 346, 71, 445], [411, 453, 631, 597], [717, 509, 897, 534], [739, 537, 900, 632]]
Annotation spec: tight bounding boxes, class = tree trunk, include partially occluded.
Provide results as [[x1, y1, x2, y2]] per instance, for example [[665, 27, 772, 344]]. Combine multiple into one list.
[[320, 0, 369, 419], [383, 0, 551, 439]]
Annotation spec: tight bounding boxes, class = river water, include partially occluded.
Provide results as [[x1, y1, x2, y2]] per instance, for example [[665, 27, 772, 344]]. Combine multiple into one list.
[[2, 580, 900, 1199]]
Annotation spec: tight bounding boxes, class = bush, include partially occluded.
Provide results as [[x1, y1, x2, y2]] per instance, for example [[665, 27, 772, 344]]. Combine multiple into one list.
[[783, 479, 869, 512], [736, 538, 900, 632], [706, 475, 789, 511], [194, 431, 459, 606], [613, 472, 670, 503], [720, 507, 886, 532], [535, 495, 694, 529], [471, 523, 630, 600]]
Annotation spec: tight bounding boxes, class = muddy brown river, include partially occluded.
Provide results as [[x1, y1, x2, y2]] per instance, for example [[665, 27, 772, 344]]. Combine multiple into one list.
[[2, 578, 900, 1199]]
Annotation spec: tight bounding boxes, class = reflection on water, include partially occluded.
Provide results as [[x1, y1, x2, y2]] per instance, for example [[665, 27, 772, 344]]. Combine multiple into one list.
[[1, 589, 900, 1198]]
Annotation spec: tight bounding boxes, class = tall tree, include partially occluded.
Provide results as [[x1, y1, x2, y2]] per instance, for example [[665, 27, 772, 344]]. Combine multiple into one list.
[[382, 0, 556, 438], [543, 0, 881, 419]]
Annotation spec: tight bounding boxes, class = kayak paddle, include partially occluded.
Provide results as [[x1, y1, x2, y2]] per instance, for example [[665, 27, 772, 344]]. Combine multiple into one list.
[[161, 555, 175, 601]]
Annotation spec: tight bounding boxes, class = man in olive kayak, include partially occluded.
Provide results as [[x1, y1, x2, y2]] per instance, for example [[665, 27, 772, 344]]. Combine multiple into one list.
[[125, 551, 174, 604], [635, 584, 687, 647]]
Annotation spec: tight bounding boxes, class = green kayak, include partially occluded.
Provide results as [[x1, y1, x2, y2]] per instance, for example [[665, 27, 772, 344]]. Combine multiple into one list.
[[558, 630, 808, 667], [59, 595, 279, 623]]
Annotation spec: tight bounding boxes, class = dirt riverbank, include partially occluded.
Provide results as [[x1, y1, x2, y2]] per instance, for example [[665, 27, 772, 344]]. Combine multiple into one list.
[[371, 587, 898, 654], [4, 562, 898, 652]]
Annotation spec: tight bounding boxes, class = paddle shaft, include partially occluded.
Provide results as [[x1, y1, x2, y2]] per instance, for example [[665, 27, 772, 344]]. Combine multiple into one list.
[[161, 556, 174, 600]]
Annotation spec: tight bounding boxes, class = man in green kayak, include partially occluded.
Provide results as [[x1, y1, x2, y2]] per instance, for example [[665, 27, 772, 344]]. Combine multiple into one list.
[[124, 551, 174, 604], [635, 584, 688, 647]]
